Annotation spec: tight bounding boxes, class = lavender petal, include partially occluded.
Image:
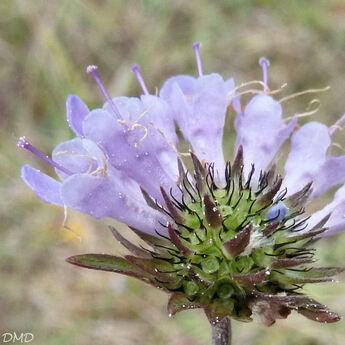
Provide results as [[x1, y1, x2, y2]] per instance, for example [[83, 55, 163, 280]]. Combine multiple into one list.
[[61, 173, 168, 235], [21, 164, 63, 205], [160, 73, 229, 176], [235, 94, 297, 179], [66, 95, 89, 136], [283, 122, 330, 196], [52, 138, 105, 181], [82, 108, 179, 202]]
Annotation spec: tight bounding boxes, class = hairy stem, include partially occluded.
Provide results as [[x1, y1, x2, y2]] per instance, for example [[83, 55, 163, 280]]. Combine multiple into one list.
[[211, 317, 231, 345]]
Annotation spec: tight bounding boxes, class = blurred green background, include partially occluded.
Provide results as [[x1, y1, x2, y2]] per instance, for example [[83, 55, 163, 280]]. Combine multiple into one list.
[[1, 0, 345, 344]]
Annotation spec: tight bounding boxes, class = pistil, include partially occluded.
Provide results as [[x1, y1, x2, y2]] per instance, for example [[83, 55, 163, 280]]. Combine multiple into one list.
[[131, 64, 149, 95], [192, 42, 203, 77], [86, 65, 123, 119], [259, 57, 270, 91], [17, 136, 73, 175]]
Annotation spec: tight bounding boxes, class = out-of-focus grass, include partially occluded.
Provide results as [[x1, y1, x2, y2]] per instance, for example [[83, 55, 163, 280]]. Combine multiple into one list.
[[1, 1, 345, 344]]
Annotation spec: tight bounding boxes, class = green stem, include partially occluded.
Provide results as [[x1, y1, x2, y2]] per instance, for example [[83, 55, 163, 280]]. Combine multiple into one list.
[[211, 317, 231, 345]]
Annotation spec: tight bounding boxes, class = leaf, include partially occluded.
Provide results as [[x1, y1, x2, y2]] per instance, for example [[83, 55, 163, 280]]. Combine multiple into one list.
[[125, 256, 182, 289], [66, 254, 157, 285], [298, 308, 341, 323], [167, 293, 201, 316], [251, 291, 325, 309], [204, 299, 234, 324]]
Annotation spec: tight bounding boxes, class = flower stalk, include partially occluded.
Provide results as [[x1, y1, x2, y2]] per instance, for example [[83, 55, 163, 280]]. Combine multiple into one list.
[[211, 318, 232, 345]]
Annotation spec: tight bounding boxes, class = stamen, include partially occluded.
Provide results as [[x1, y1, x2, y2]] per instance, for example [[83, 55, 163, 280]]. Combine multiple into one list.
[[227, 83, 287, 103], [55, 151, 108, 177], [330, 142, 345, 153], [86, 65, 123, 119], [131, 64, 149, 95], [149, 121, 190, 157], [259, 57, 270, 92], [192, 42, 203, 77], [285, 99, 321, 121], [63, 205, 82, 241], [329, 113, 345, 136], [279, 86, 330, 103], [117, 108, 150, 147], [17, 136, 73, 175]]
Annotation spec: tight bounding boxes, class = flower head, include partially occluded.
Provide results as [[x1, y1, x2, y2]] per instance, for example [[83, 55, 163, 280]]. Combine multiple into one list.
[[19, 43, 344, 326]]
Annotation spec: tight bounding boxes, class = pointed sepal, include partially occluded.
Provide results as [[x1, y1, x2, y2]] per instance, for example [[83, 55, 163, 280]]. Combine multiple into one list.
[[191, 152, 206, 194], [204, 194, 223, 228], [109, 226, 151, 259], [285, 182, 312, 209], [234, 269, 268, 286], [168, 223, 193, 256], [140, 187, 162, 212], [232, 145, 244, 176], [274, 266, 344, 284], [257, 177, 283, 205], [271, 258, 315, 269], [223, 225, 251, 258], [129, 227, 171, 249], [125, 255, 182, 288], [262, 222, 279, 236], [160, 187, 185, 223], [167, 293, 201, 316]]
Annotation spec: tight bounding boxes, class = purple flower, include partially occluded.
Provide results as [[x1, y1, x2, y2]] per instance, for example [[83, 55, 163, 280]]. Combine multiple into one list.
[[18, 42, 345, 326], [19, 44, 345, 238]]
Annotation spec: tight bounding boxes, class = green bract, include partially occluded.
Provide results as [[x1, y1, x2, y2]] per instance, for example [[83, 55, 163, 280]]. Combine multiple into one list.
[[68, 151, 343, 326]]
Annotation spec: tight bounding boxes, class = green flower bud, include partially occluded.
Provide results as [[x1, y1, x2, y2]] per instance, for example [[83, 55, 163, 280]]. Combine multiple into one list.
[[183, 280, 199, 297], [217, 279, 235, 299], [201, 256, 220, 274]]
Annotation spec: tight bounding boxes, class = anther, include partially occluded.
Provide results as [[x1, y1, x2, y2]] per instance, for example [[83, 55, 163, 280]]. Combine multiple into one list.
[[17, 136, 73, 175], [86, 65, 123, 119], [259, 57, 270, 91], [131, 64, 149, 95], [192, 42, 203, 77]]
